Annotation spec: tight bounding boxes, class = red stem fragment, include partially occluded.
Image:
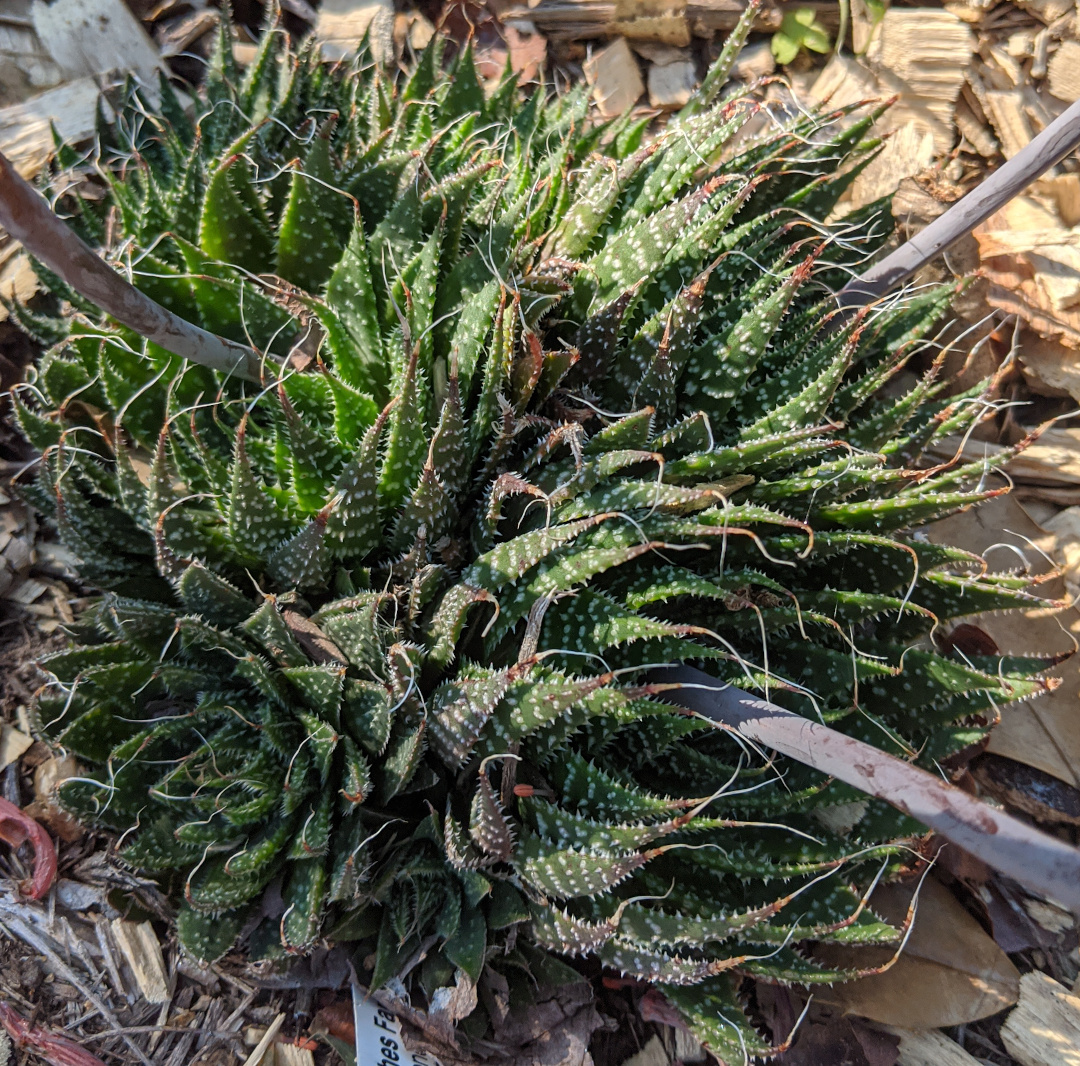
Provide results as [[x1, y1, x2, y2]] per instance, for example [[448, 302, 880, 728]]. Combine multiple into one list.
[[0, 797, 56, 900], [0, 1002, 108, 1066]]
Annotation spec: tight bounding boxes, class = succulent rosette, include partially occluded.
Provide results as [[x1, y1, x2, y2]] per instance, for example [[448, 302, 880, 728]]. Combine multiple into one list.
[[11, 7, 1053, 1057]]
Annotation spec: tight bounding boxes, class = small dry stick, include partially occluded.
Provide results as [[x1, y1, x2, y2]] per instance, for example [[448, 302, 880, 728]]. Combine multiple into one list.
[[0, 150, 268, 383], [836, 96, 1080, 310], [0, 906, 155, 1066], [658, 664, 1080, 914]]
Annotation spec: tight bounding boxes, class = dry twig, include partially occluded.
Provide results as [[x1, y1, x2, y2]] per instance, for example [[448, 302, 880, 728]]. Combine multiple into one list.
[[660, 665, 1080, 913], [837, 97, 1080, 310], [0, 151, 268, 382]]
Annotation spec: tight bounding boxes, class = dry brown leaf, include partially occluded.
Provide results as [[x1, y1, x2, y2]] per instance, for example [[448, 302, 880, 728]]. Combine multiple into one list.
[[927, 495, 1080, 788], [763, 1005, 899, 1066], [813, 877, 1020, 1027]]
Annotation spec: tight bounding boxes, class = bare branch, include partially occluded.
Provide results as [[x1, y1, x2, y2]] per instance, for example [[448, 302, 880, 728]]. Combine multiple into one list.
[[0, 150, 268, 383], [657, 664, 1080, 913], [836, 96, 1080, 312]]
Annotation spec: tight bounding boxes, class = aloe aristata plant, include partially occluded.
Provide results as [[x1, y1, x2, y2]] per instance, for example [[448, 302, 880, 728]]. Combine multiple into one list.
[[9, 7, 1055, 1058]]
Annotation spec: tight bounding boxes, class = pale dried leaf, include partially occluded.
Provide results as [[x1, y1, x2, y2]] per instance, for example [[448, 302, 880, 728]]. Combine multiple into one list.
[[272, 1044, 316, 1066], [27, 754, 84, 842], [428, 971, 478, 1040]]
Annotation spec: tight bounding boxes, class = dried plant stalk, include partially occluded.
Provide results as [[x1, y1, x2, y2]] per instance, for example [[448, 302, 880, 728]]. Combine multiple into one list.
[[0, 151, 267, 382], [663, 664, 1080, 912]]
